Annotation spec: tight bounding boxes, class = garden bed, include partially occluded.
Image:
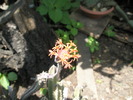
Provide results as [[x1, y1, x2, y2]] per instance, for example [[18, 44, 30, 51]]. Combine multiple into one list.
[[0, 0, 133, 100]]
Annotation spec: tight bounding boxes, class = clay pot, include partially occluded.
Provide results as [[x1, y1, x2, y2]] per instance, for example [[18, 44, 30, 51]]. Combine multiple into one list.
[[80, 5, 114, 19]]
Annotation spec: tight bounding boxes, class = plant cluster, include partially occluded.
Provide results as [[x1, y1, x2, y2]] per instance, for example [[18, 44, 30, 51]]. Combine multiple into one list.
[[0, 72, 18, 90], [104, 25, 116, 37], [36, 0, 83, 43], [81, 0, 133, 28], [93, 58, 101, 64], [86, 36, 99, 53]]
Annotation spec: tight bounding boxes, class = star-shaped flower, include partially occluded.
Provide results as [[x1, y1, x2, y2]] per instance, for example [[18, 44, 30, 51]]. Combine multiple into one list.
[[49, 39, 81, 68]]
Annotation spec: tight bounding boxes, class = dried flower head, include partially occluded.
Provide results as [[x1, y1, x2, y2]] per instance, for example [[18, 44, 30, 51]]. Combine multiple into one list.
[[49, 39, 81, 68]]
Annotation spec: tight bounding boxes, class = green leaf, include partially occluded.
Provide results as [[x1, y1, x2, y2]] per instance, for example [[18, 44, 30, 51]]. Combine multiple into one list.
[[0, 74, 9, 90], [7, 72, 18, 81], [94, 58, 101, 64], [55, 0, 67, 8], [70, 66, 76, 71], [41, 0, 55, 7], [86, 36, 99, 53], [104, 26, 116, 37], [60, 12, 71, 24], [71, 2, 80, 8], [40, 88, 47, 95], [66, 25, 72, 29], [63, 1, 71, 10], [70, 28, 78, 36], [71, 19, 77, 27], [49, 8, 63, 23], [36, 5, 48, 16], [75, 22, 84, 28], [90, 47, 95, 53], [63, 33, 69, 40], [55, 29, 64, 37]]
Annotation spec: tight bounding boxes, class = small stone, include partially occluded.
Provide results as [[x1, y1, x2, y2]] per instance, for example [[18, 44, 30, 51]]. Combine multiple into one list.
[[105, 88, 110, 94]]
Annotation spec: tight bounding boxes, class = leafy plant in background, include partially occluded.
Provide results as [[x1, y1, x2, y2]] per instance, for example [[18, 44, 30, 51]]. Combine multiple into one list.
[[55, 20, 83, 43], [104, 25, 116, 37], [80, 0, 133, 28], [36, 0, 83, 43], [86, 36, 99, 53], [0, 72, 18, 90], [36, 0, 80, 23]]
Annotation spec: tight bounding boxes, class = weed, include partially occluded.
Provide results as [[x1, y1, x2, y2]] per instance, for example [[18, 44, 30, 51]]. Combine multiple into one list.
[[0, 72, 18, 90], [94, 58, 101, 64], [86, 36, 99, 53], [104, 25, 116, 37]]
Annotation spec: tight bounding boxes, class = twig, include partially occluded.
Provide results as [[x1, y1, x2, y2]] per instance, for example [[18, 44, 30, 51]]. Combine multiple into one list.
[[0, 0, 24, 25]]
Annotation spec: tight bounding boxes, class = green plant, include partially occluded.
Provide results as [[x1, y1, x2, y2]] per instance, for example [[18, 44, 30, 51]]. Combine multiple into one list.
[[40, 88, 47, 95], [0, 72, 18, 90], [86, 36, 99, 53], [36, 0, 83, 43], [70, 66, 76, 71], [56, 20, 83, 43], [81, 0, 133, 28], [104, 25, 116, 37], [7, 72, 18, 81], [131, 61, 133, 64], [36, 0, 80, 23], [0, 73, 9, 90], [94, 58, 101, 64]]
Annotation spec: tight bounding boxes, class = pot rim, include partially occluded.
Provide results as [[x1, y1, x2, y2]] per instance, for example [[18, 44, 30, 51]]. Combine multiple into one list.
[[80, 5, 114, 15]]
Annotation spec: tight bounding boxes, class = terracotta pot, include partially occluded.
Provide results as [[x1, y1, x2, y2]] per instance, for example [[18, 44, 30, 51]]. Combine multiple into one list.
[[80, 5, 114, 19]]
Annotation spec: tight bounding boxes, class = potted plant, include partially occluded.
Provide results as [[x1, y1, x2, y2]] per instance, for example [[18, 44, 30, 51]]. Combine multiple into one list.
[[80, 0, 114, 18], [79, 0, 133, 28]]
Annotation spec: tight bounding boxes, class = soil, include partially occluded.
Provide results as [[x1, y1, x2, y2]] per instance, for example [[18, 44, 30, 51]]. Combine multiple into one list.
[[63, 34, 133, 100], [92, 35, 133, 100]]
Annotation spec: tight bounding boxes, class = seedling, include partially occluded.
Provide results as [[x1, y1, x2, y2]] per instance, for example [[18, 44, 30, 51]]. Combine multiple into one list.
[[40, 88, 47, 95], [94, 58, 101, 64], [0, 73, 9, 90], [0, 72, 18, 90], [104, 25, 116, 37], [70, 66, 76, 71], [86, 36, 99, 53]]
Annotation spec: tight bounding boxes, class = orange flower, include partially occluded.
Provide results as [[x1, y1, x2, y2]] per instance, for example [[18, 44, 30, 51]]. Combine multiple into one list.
[[49, 39, 81, 68]]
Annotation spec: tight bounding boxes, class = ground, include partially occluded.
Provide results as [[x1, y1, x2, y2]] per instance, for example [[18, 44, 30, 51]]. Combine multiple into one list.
[[92, 35, 133, 100], [63, 34, 133, 100]]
